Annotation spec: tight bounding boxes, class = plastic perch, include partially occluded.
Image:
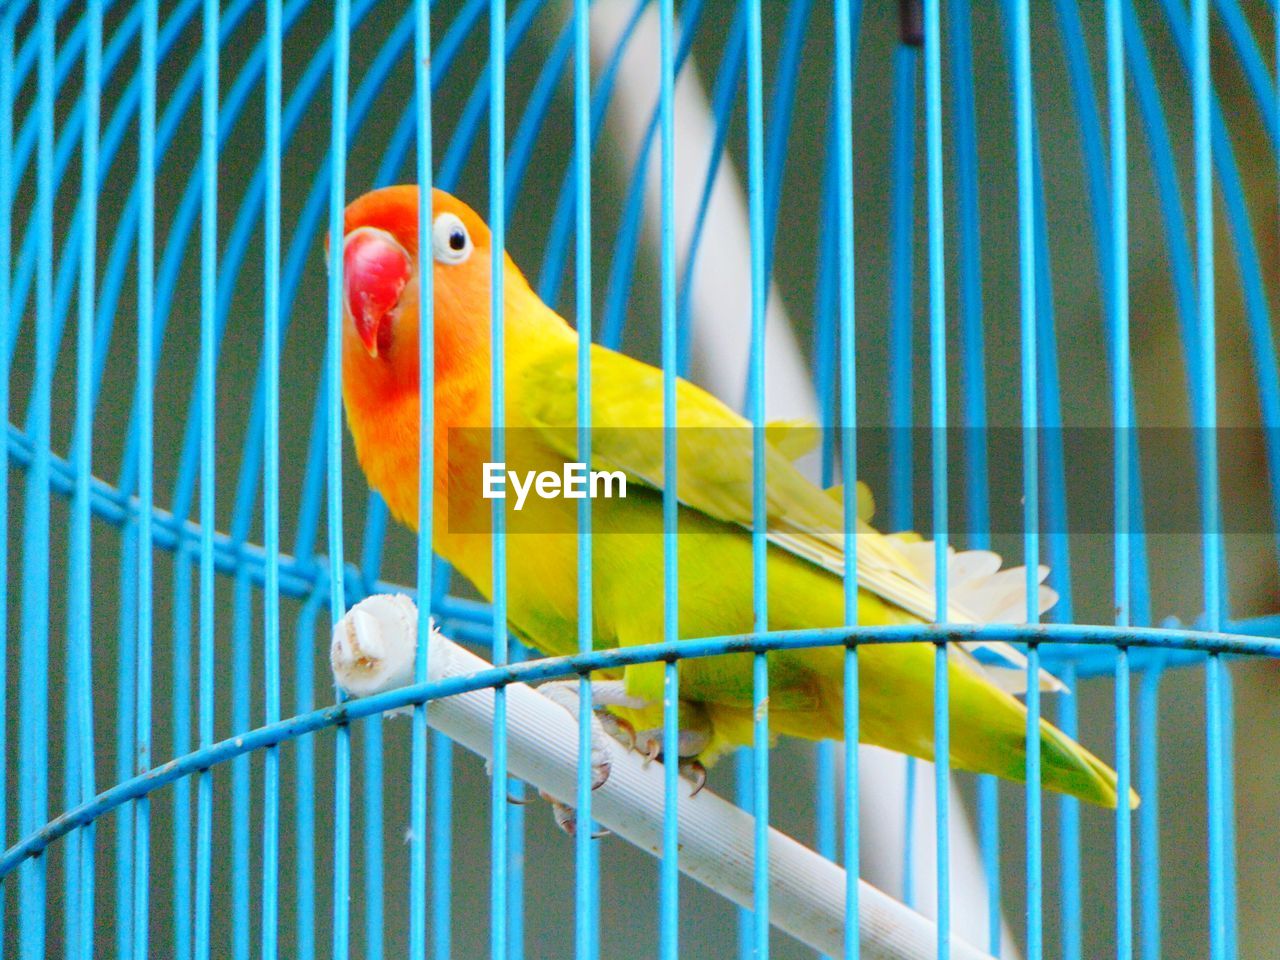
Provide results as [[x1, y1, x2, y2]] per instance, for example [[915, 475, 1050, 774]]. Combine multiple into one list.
[[331, 594, 995, 960]]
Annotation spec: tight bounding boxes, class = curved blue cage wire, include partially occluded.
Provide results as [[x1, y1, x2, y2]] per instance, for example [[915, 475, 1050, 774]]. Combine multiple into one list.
[[0, 0, 1278, 957]]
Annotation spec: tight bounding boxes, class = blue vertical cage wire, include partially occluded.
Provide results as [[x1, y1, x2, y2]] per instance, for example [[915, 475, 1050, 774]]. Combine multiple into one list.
[[0, 0, 1278, 958]]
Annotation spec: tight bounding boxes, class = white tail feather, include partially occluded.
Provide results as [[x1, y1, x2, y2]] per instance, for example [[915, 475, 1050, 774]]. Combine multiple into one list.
[[890, 537, 1065, 694]]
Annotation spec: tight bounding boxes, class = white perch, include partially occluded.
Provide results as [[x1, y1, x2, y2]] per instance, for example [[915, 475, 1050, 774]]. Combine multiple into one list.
[[332, 594, 995, 960]]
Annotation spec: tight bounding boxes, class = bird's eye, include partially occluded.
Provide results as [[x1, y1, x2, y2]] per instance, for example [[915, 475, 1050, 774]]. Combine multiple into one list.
[[432, 212, 472, 265]]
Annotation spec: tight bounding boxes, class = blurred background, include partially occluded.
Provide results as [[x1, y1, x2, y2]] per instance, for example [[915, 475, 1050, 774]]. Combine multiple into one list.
[[2, 0, 1277, 957]]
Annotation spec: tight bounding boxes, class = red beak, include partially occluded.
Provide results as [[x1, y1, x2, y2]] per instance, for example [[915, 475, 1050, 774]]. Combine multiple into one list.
[[343, 228, 412, 358]]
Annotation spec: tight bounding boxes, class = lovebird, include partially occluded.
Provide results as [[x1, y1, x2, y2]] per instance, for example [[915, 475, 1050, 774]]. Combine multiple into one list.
[[337, 185, 1135, 810]]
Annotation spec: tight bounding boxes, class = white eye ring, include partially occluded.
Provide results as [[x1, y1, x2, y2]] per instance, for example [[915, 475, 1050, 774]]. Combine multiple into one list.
[[432, 212, 473, 265]]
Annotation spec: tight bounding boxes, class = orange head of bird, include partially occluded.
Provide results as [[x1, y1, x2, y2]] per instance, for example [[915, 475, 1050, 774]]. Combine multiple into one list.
[[336, 185, 505, 395]]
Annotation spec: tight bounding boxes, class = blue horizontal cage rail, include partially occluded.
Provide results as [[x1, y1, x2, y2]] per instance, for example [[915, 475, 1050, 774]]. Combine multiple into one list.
[[0, 0, 1278, 958]]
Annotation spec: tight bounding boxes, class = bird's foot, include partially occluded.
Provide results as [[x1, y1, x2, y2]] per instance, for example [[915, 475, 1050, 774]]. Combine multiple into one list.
[[634, 727, 711, 796], [597, 711, 636, 752], [502, 787, 608, 837], [514, 679, 650, 836], [536, 679, 649, 792]]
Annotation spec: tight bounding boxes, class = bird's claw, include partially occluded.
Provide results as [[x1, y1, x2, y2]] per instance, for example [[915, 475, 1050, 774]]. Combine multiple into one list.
[[549, 797, 577, 835], [635, 727, 709, 761], [540, 790, 609, 838], [642, 736, 661, 767], [591, 758, 611, 791], [680, 758, 708, 797], [634, 727, 710, 796], [598, 712, 636, 752]]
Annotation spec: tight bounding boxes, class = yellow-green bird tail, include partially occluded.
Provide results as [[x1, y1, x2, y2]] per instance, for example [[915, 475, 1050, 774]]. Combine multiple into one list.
[[614, 639, 1136, 810], [843, 643, 1138, 810], [1033, 713, 1138, 810]]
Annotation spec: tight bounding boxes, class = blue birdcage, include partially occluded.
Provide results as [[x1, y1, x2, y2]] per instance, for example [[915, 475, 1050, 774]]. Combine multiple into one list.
[[1, 0, 1277, 958]]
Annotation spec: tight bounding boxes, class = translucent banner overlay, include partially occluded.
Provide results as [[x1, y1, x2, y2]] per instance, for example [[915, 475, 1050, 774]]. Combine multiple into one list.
[[442, 427, 1277, 536]]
